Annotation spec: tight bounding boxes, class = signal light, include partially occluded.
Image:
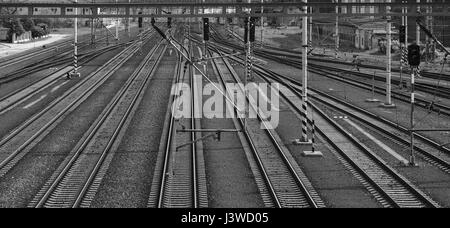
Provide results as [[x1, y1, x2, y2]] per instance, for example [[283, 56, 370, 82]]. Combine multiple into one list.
[[138, 12, 143, 28], [151, 17, 156, 26], [203, 18, 210, 41], [408, 43, 421, 67], [167, 17, 172, 28], [399, 25, 406, 44], [244, 17, 256, 43]]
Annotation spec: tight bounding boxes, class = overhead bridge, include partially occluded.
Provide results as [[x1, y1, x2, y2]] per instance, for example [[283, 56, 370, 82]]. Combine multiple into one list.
[[0, 2, 450, 19]]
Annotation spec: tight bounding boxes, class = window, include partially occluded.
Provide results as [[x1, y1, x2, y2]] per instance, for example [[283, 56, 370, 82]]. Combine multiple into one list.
[[67, 8, 74, 13]]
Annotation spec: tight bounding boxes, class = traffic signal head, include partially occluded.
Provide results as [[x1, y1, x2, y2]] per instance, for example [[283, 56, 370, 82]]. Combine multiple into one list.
[[151, 17, 155, 26], [408, 43, 421, 67], [399, 25, 406, 44], [138, 12, 143, 28], [249, 17, 256, 43], [167, 17, 172, 28], [244, 17, 256, 43], [203, 18, 210, 41]]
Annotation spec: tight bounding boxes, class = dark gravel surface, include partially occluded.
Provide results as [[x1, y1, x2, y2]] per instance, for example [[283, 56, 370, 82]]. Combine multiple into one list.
[[0, 37, 157, 208], [89, 47, 176, 208]]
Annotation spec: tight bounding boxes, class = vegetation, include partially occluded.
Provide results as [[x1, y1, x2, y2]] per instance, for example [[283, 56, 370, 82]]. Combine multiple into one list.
[[1, 18, 50, 42]]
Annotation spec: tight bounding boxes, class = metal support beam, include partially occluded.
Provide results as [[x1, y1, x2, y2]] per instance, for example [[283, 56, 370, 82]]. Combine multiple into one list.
[[1, 2, 449, 19]]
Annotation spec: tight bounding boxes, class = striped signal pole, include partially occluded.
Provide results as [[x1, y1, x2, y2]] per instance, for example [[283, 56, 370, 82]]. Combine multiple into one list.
[[294, 0, 311, 145], [410, 66, 417, 166], [70, 0, 80, 79], [400, 46, 408, 88]]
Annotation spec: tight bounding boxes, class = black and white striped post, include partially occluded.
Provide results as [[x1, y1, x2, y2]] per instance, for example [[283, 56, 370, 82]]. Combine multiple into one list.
[[409, 66, 417, 166], [400, 45, 408, 88], [69, 0, 81, 79], [408, 42, 421, 166], [294, 0, 311, 145], [301, 110, 323, 157]]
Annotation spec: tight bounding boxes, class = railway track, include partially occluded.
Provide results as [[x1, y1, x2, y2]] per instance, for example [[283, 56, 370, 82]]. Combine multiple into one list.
[[211, 31, 450, 100], [207, 38, 450, 174], [257, 66, 440, 208], [148, 36, 208, 208], [206, 45, 441, 208], [215, 25, 450, 81], [28, 38, 167, 208], [210, 48, 324, 208], [0, 30, 117, 71], [0, 42, 131, 114], [0, 34, 136, 85], [271, 71, 450, 173], [0, 30, 158, 179]]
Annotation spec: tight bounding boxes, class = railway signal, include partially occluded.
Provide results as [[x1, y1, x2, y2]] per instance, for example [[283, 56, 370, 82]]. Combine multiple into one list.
[[203, 18, 210, 41], [151, 17, 156, 26], [408, 43, 421, 67], [399, 25, 406, 44], [244, 17, 256, 44], [138, 12, 143, 28], [167, 17, 172, 28], [408, 43, 421, 166], [69, 0, 80, 79]]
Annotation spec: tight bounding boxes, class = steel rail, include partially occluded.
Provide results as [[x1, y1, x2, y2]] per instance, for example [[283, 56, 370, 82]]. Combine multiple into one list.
[[34, 39, 166, 208], [211, 47, 322, 208]]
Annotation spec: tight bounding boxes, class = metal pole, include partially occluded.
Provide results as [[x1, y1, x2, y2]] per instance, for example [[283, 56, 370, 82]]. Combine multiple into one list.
[[72, 0, 80, 78], [301, 0, 309, 143], [126, 0, 131, 37], [260, 0, 264, 48], [416, 0, 421, 44], [309, 5, 313, 51], [426, 0, 430, 62], [410, 67, 417, 166], [335, 0, 339, 59], [384, 0, 394, 107], [400, 2, 405, 88], [91, 0, 95, 45], [405, 1, 408, 44], [244, 0, 252, 130], [116, 0, 119, 41]]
